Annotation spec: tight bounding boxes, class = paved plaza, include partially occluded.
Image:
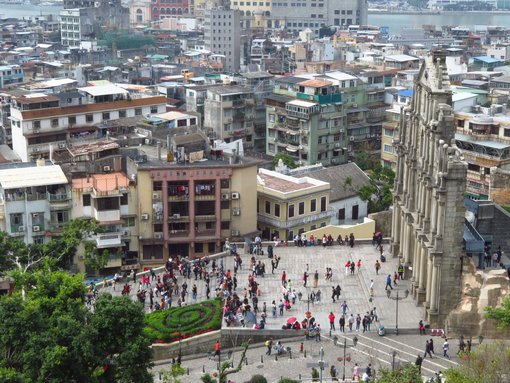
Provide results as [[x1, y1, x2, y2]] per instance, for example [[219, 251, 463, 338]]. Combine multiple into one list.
[[152, 331, 464, 382]]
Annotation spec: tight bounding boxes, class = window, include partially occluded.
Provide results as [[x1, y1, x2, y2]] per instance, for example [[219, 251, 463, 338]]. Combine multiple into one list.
[[83, 194, 91, 206], [135, 108, 142, 116], [33, 120, 40, 129], [338, 208, 345, 220], [68, 116, 76, 125], [288, 204, 295, 218], [274, 204, 280, 217], [352, 205, 359, 220], [119, 110, 127, 118], [51, 118, 58, 127], [221, 221, 230, 230], [383, 144, 394, 154], [194, 243, 204, 253], [384, 128, 394, 137], [86, 114, 93, 123], [269, 114, 275, 123], [265, 201, 271, 214], [120, 194, 128, 205], [153, 181, 162, 191], [320, 196, 326, 212], [298, 202, 304, 215], [102, 112, 110, 120], [151, 106, 158, 114], [122, 217, 136, 227], [221, 200, 230, 209], [310, 199, 316, 212], [10, 213, 22, 225], [504, 129, 510, 137]]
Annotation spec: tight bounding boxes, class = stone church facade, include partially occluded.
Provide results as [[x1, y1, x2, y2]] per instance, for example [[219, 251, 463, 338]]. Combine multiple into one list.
[[391, 51, 468, 326]]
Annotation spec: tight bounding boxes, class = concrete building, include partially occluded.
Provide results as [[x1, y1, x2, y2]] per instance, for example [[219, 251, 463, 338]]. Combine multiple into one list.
[[291, 163, 370, 225], [9, 85, 166, 162], [203, 85, 256, 148], [150, 0, 190, 20], [0, 162, 71, 245], [391, 52, 468, 325], [231, 0, 367, 36], [130, 0, 152, 27], [134, 150, 260, 263], [71, 171, 140, 274], [256, 167, 332, 241], [0, 65, 23, 89], [265, 75, 346, 167], [454, 105, 510, 200], [204, 8, 241, 72]]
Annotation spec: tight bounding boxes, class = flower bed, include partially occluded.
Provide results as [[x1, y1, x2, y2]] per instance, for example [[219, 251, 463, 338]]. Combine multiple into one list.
[[144, 298, 222, 343]]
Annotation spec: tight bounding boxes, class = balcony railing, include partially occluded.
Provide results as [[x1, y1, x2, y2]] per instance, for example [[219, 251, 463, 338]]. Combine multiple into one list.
[[95, 233, 122, 248], [94, 209, 120, 222], [26, 192, 47, 201], [47, 192, 71, 201], [257, 209, 335, 229], [195, 215, 216, 222]]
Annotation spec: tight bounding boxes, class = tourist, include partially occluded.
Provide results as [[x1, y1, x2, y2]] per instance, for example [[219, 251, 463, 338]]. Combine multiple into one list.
[[415, 354, 423, 372], [375, 260, 381, 275], [385, 274, 393, 290], [424, 340, 433, 358], [314, 270, 319, 288], [340, 300, 349, 315], [443, 339, 450, 359], [329, 312, 336, 330]]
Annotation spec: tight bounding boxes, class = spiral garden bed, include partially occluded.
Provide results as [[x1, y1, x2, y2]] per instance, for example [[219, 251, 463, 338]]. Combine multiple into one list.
[[144, 298, 222, 343]]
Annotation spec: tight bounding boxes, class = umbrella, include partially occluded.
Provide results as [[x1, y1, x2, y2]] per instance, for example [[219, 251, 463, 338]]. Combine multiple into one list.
[[287, 316, 297, 324]]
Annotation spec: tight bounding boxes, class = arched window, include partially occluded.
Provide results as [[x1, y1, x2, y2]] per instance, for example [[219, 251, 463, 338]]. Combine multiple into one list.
[[184, 7, 189, 13], [136, 8, 143, 13], [166, 7, 170, 13], [172, 8, 176, 14], [160, 7, 164, 13], [267, 20, 272, 28], [153, 7, 158, 13], [240, 10, 244, 16], [265, 10, 270, 16], [246, 10, 251, 16], [177, 8, 182, 14]]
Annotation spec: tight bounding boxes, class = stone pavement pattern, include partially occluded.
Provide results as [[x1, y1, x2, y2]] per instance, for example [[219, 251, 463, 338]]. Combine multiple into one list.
[[152, 332, 464, 382]]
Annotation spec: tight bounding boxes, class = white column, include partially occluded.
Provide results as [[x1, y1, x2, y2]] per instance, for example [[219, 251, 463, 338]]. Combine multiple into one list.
[[430, 195, 438, 235], [436, 201, 445, 237], [425, 255, 433, 306], [405, 225, 413, 264], [413, 240, 421, 282], [430, 264, 439, 312], [419, 245, 427, 291]]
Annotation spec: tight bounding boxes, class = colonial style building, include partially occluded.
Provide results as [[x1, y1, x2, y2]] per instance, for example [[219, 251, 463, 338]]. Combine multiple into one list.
[[391, 51, 467, 325]]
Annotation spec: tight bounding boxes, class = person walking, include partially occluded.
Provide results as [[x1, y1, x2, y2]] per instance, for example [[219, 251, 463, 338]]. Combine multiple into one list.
[[329, 312, 336, 330], [339, 315, 346, 332], [340, 300, 349, 315], [315, 324, 321, 342], [265, 338, 273, 356], [314, 270, 319, 288], [385, 274, 393, 290], [214, 340, 221, 359], [355, 314, 361, 332], [430, 338, 436, 355], [369, 279, 374, 297], [375, 260, 381, 275], [398, 264, 404, 280], [424, 340, 433, 358], [443, 339, 450, 359], [281, 271, 287, 286], [348, 314, 355, 331], [415, 354, 423, 372], [356, 259, 362, 272]]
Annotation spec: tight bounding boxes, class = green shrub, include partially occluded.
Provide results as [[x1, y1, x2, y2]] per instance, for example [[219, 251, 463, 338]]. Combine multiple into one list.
[[144, 298, 222, 343], [249, 375, 268, 383]]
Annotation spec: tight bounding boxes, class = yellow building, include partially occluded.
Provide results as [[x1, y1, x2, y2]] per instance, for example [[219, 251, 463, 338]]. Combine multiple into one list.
[[256, 168, 332, 241], [135, 156, 260, 264]]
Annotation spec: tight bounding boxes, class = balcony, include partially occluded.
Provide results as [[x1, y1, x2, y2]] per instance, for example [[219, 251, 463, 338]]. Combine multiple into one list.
[[195, 229, 216, 237], [195, 215, 216, 222], [195, 194, 215, 201], [91, 186, 128, 198], [48, 192, 72, 209], [168, 229, 190, 237], [94, 209, 120, 222], [95, 233, 123, 249], [104, 252, 123, 268], [26, 192, 47, 201]]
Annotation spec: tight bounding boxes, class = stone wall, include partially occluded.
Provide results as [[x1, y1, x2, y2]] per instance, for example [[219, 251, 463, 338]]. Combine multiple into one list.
[[490, 168, 510, 207], [368, 209, 392, 236], [446, 259, 510, 338], [475, 202, 510, 256]]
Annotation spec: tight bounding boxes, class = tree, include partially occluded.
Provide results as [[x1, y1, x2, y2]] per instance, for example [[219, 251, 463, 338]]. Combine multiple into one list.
[[355, 150, 378, 171], [249, 375, 268, 383], [278, 379, 300, 383], [377, 363, 421, 383], [0, 270, 153, 383], [0, 219, 107, 298], [485, 296, 510, 329], [272, 153, 297, 170], [357, 163, 395, 213], [160, 363, 186, 383], [201, 341, 251, 383], [443, 341, 510, 383]]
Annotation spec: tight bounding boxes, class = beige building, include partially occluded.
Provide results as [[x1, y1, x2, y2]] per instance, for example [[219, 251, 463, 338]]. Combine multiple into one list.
[[134, 155, 259, 264], [256, 168, 333, 241], [130, 0, 152, 27], [71, 172, 140, 274], [381, 109, 398, 169]]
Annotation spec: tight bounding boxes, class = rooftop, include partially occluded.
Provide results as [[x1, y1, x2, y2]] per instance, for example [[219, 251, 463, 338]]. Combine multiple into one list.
[[0, 164, 67, 189], [72, 172, 130, 193], [385, 54, 420, 62], [78, 84, 129, 97], [257, 168, 329, 194], [208, 85, 252, 96], [287, 99, 317, 108], [297, 79, 332, 88], [67, 140, 120, 157], [473, 56, 503, 64]]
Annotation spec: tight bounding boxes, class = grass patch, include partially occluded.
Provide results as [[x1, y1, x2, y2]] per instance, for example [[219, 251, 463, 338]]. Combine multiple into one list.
[[144, 298, 222, 343]]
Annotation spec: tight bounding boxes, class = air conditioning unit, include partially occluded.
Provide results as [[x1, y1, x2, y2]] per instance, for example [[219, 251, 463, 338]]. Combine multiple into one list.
[[331, 158, 338, 164], [231, 192, 240, 199], [334, 143, 341, 148], [103, 165, 111, 172], [172, 213, 181, 219], [123, 230, 130, 236], [154, 233, 163, 240], [371, 134, 376, 138], [232, 208, 241, 216], [33, 225, 40, 232], [33, 128, 39, 133], [339, 129, 345, 133], [32, 147, 39, 153], [32, 213, 39, 218], [141, 213, 149, 220], [221, 193, 230, 200], [152, 192, 160, 200], [145, 138, 151, 145], [349, 136, 355, 141], [58, 143, 66, 149], [79, 255, 85, 260], [231, 229, 240, 236], [352, 103, 358, 108], [480, 167, 485, 174], [18, 225, 25, 232]]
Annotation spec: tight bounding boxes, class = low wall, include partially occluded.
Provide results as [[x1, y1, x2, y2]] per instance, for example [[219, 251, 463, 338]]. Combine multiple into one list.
[[368, 210, 393, 236], [303, 218, 376, 240], [151, 328, 307, 362]]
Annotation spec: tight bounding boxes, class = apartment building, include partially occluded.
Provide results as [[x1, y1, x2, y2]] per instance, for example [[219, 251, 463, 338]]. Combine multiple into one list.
[[455, 105, 510, 200], [256, 168, 332, 241], [230, 0, 367, 35], [0, 162, 71, 244], [150, 0, 190, 20], [71, 172, 140, 273], [0, 65, 23, 89], [204, 8, 241, 72], [135, 153, 259, 264], [265, 75, 346, 166], [9, 84, 166, 162], [204, 85, 256, 148]]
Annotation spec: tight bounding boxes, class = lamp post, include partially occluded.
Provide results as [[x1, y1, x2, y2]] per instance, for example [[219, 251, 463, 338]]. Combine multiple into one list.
[[318, 346, 325, 383], [334, 336, 358, 381], [386, 289, 409, 335], [391, 350, 397, 371]]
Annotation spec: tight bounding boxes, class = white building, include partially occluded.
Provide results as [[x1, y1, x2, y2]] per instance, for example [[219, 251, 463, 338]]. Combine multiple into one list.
[[0, 162, 71, 244], [204, 8, 241, 72], [10, 85, 166, 162]]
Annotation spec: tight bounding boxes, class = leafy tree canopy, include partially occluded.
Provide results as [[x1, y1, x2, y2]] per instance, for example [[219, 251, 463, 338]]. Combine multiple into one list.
[[377, 363, 422, 383], [485, 296, 510, 329], [0, 271, 153, 383], [272, 153, 297, 170]]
